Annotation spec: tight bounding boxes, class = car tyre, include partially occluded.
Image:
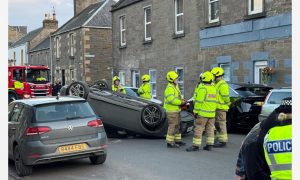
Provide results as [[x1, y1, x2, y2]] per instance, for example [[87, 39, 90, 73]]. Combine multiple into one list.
[[67, 81, 90, 99], [8, 91, 18, 103], [89, 154, 106, 165], [14, 145, 32, 177], [141, 104, 164, 131], [92, 80, 110, 90]]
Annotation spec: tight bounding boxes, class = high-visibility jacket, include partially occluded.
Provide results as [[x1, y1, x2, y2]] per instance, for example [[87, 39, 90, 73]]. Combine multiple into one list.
[[14, 81, 24, 89], [263, 124, 292, 180], [163, 83, 182, 112], [193, 83, 202, 101], [36, 77, 46, 81], [215, 79, 230, 111], [193, 84, 217, 118], [138, 82, 152, 100], [112, 85, 126, 94]]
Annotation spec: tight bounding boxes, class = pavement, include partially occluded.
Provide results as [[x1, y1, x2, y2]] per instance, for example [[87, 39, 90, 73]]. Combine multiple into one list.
[[9, 133, 246, 180]]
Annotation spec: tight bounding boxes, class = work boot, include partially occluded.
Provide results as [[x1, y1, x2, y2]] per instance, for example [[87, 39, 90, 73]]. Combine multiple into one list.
[[203, 145, 213, 151], [213, 142, 227, 148], [167, 143, 180, 148], [175, 141, 186, 146], [186, 146, 200, 152]]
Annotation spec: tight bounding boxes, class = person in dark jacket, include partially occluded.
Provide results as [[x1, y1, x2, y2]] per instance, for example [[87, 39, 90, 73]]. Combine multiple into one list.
[[235, 97, 292, 180]]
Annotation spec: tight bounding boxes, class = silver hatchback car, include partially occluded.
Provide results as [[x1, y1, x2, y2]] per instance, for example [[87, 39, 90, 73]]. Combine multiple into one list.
[[258, 88, 291, 122], [8, 97, 107, 177]]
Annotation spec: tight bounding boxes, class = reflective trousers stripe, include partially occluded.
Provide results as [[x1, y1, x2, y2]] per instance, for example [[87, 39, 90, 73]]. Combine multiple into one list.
[[166, 135, 175, 142], [175, 133, 182, 141], [206, 137, 214, 145], [268, 164, 291, 171], [193, 137, 201, 145], [217, 134, 228, 142]]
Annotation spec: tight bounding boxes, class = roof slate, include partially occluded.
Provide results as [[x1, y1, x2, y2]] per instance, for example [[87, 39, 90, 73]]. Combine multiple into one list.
[[111, 0, 143, 12], [30, 37, 50, 52]]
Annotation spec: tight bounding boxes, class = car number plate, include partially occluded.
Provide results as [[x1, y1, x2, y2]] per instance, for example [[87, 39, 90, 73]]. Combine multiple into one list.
[[58, 143, 87, 154], [187, 126, 193, 132]]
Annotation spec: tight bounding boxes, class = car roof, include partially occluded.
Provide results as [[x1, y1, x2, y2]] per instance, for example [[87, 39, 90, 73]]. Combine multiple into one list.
[[13, 96, 86, 106], [269, 88, 292, 92], [227, 82, 273, 89]]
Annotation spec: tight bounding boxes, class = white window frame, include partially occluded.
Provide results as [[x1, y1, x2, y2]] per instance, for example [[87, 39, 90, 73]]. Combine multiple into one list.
[[174, 0, 184, 35], [70, 69, 74, 82], [118, 70, 126, 86], [208, 0, 219, 23], [149, 69, 157, 98], [55, 36, 60, 58], [131, 70, 140, 88], [248, 0, 263, 15], [175, 67, 184, 96], [120, 16, 126, 46], [219, 63, 231, 82], [254, 61, 268, 84], [144, 6, 152, 41], [69, 33, 75, 57]]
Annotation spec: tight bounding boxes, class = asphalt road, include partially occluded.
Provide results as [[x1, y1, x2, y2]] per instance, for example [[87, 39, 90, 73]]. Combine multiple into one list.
[[9, 133, 246, 180]]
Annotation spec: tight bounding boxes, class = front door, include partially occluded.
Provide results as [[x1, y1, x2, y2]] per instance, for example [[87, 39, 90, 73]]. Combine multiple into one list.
[[254, 61, 267, 84]]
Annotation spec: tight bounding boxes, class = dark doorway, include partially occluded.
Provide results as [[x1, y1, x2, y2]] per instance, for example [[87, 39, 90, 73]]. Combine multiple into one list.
[[61, 69, 65, 86]]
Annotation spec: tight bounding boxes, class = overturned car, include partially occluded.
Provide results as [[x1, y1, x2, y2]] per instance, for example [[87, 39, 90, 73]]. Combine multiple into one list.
[[60, 81, 194, 138]]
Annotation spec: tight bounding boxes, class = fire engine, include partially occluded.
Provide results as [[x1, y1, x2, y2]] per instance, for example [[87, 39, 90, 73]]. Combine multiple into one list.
[[8, 65, 52, 103]]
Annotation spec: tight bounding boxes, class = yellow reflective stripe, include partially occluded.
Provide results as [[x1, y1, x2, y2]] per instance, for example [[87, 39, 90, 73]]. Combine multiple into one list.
[[166, 97, 181, 104], [217, 134, 228, 142], [221, 95, 229, 97], [194, 100, 203, 103], [193, 137, 201, 145], [206, 100, 217, 103], [198, 109, 215, 113], [269, 164, 291, 171], [175, 134, 181, 140], [166, 135, 175, 142], [206, 137, 214, 145]]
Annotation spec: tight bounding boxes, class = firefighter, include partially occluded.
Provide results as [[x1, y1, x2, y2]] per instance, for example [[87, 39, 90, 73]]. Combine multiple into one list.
[[13, 70, 24, 89], [164, 71, 187, 148], [112, 76, 126, 94], [211, 67, 230, 148], [193, 73, 203, 101], [186, 71, 217, 152], [138, 74, 152, 100]]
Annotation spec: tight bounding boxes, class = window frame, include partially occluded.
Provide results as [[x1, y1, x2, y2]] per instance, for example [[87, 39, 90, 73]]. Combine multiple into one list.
[[175, 67, 184, 96], [248, 0, 264, 15], [219, 63, 231, 82], [174, 0, 184, 35], [118, 70, 126, 86], [149, 69, 157, 98], [55, 36, 60, 59], [254, 60, 268, 84], [208, 0, 220, 24], [69, 33, 75, 57], [131, 70, 140, 88], [144, 6, 152, 41], [120, 15, 126, 47]]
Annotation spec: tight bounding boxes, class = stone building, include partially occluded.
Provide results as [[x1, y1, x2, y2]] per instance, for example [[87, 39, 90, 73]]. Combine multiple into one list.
[[111, 0, 291, 100], [8, 14, 58, 66], [8, 25, 27, 47], [28, 37, 51, 67], [51, 0, 114, 86]]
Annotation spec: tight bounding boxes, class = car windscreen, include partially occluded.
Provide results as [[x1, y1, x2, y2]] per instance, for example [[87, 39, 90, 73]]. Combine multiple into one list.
[[125, 88, 138, 97], [235, 89, 257, 97], [267, 91, 292, 104], [34, 102, 95, 122]]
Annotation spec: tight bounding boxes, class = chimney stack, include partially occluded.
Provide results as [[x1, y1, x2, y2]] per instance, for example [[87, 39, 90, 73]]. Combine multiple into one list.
[[42, 11, 58, 29], [73, 0, 100, 16]]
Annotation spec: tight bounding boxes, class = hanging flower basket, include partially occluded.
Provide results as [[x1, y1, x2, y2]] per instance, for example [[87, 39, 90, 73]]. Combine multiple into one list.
[[262, 67, 275, 84]]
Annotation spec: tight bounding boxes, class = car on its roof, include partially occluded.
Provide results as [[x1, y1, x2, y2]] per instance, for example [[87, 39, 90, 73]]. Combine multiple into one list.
[[258, 87, 292, 122], [123, 86, 163, 104], [8, 96, 107, 177]]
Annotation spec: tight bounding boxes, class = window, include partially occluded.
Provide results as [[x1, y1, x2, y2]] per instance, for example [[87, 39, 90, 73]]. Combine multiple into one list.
[[175, 67, 184, 96], [120, 16, 126, 46], [55, 37, 60, 58], [208, 0, 219, 23], [131, 70, 140, 88], [267, 92, 292, 104], [144, 7, 152, 41], [248, 0, 263, 15], [9, 103, 24, 122], [254, 61, 267, 84], [69, 33, 75, 57], [21, 49, 24, 65], [219, 63, 230, 81], [149, 69, 157, 97], [70, 69, 74, 82], [174, 0, 184, 35], [118, 70, 126, 85]]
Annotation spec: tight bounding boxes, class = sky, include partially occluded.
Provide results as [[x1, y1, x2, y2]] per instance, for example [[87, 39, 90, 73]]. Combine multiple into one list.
[[9, 0, 74, 32]]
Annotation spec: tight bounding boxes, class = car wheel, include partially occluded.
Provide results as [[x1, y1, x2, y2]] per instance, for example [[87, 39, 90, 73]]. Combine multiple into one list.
[[92, 80, 109, 90], [14, 145, 32, 177], [67, 81, 90, 99], [8, 92, 18, 103], [141, 104, 164, 131], [89, 154, 106, 165]]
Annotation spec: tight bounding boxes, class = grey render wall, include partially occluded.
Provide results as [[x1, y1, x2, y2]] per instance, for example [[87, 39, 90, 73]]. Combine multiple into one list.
[[29, 49, 51, 67], [51, 28, 84, 85], [112, 0, 201, 100]]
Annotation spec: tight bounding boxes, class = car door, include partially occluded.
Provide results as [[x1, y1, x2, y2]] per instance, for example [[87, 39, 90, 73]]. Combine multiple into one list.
[[8, 103, 15, 158], [8, 103, 24, 156]]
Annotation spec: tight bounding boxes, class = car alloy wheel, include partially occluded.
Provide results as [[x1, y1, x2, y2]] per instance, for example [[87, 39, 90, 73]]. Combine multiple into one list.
[[142, 104, 163, 128], [14, 146, 32, 176], [67, 81, 90, 99]]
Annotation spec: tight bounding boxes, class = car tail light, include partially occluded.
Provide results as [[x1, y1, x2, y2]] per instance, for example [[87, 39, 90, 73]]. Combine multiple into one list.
[[26, 126, 51, 136], [88, 119, 103, 127], [28, 153, 41, 159]]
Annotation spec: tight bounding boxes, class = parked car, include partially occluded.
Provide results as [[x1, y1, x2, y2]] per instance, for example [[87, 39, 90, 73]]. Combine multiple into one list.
[[60, 81, 195, 137], [8, 97, 107, 177], [258, 87, 291, 122], [188, 83, 272, 131]]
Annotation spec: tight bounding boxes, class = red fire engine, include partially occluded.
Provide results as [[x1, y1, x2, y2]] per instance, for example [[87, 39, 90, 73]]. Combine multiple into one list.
[[8, 65, 52, 103]]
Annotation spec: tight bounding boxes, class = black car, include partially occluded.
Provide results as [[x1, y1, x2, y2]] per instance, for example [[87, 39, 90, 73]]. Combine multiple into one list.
[[188, 83, 272, 132]]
